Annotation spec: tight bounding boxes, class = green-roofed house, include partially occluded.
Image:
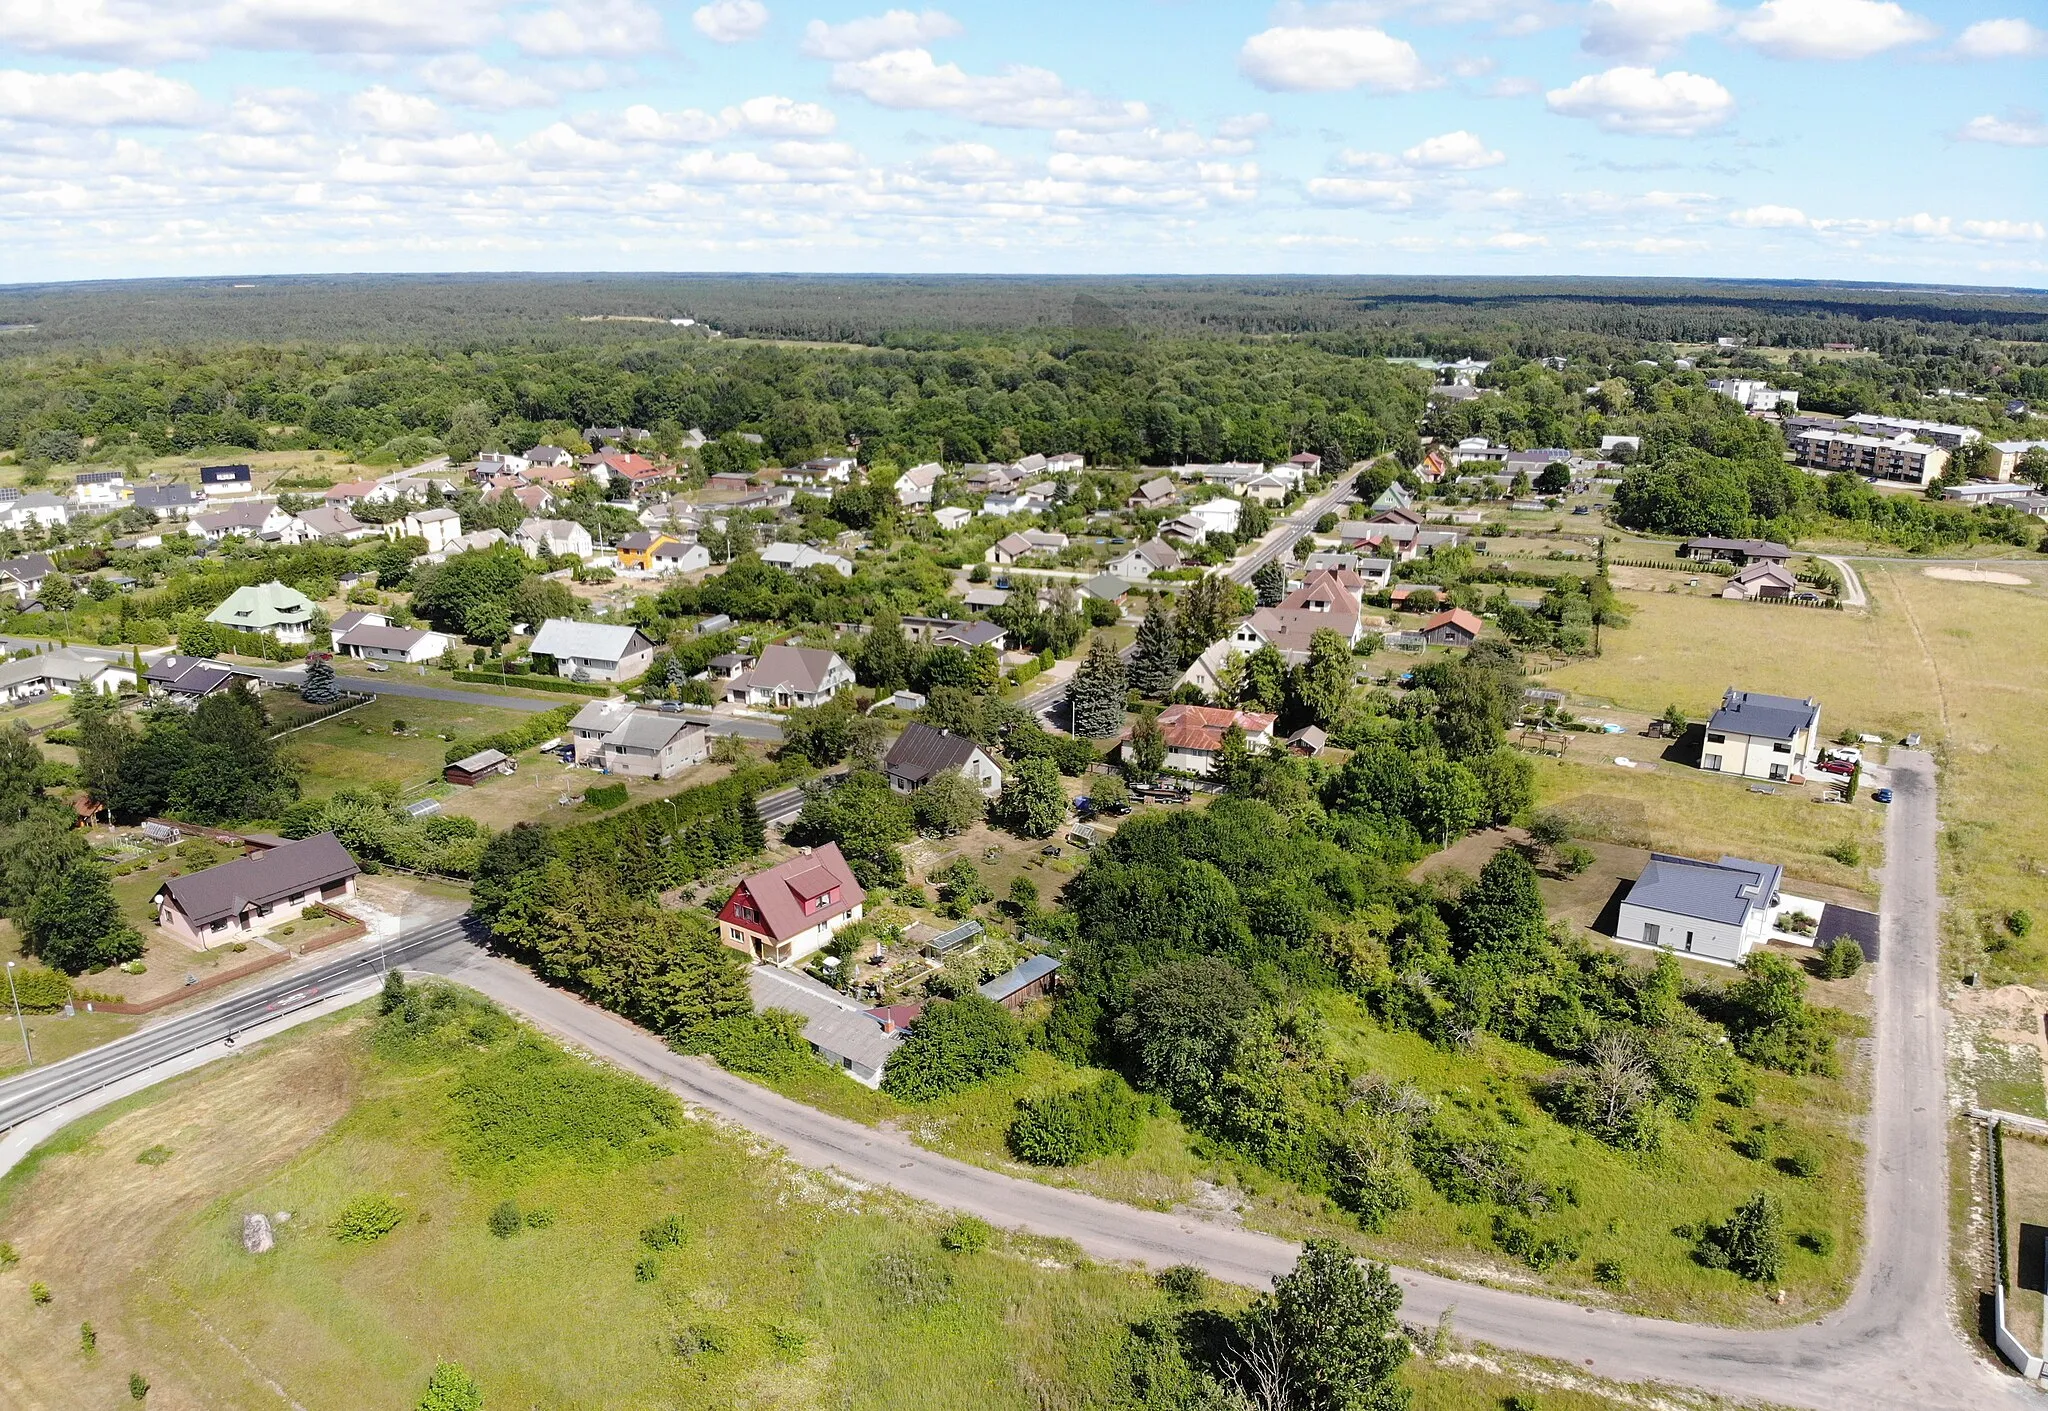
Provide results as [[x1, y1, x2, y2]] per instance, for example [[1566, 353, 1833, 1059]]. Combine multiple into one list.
[[206, 580, 319, 643]]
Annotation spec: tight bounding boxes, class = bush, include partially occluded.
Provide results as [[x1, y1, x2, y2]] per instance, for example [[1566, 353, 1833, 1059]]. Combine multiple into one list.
[[689, 1009, 815, 1078], [129, 1372, 149, 1401], [524, 1207, 555, 1229], [136, 1145, 173, 1166], [882, 994, 1024, 1102], [641, 1214, 688, 1250], [1783, 1148, 1823, 1178], [1697, 1192, 1785, 1282], [1156, 1265, 1209, 1304], [452, 670, 610, 697], [1818, 935, 1864, 980], [1824, 839, 1861, 866], [1800, 1229, 1835, 1255], [487, 1200, 523, 1238], [416, 1362, 484, 1411], [1007, 1074, 1149, 1166], [1555, 844, 1595, 877], [1734, 1125, 1773, 1161], [330, 1195, 404, 1244], [2009, 909, 2035, 939], [583, 782, 628, 810], [5, 965, 71, 1013], [30, 1281, 51, 1304], [937, 1215, 993, 1252], [634, 1254, 660, 1282], [1592, 1258, 1625, 1288], [674, 1323, 730, 1356]]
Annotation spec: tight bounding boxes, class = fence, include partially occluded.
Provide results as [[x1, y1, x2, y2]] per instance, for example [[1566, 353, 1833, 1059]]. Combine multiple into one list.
[[1607, 555, 1735, 575], [78, 904, 369, 1015], [1984, 1114, 2046, 1380], [451, 670, 611, 697], [269, 691, 373, 737]]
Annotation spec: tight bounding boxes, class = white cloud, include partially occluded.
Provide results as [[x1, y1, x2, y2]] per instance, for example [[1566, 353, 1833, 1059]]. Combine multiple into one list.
[[674, 148, 789, 182], [1952, 18, 2047, 60], [1581, 0, 1724, 59], [1730, 203, 1810, 227], [918, 141, 1014, 178], [1956, 112, 2048, 146], [0, 0, 205, 63], [1402, 129, 1504, 168], [692, 0, 768, 43], [349, 85, 445, 136], [216, 0, 503, 55], [416, 55, 553, 109], [1960, 219, 2045, 241], [1486, 75, 1541, 96], [512, 0, 664, 57], [1237, 25, 1432, 92], [1306, 176, 1419, 208], [1545, 66, 1733, 135], [1217, 113, 1273, 140], [1484, 231, 1545, 247], [727, 94, 837, 137], [0, 67, 206, 126], [614, 103, 728, 143], [830, 48, 1148, 130], [1732, 0, 1936, 60], [800, 9, 961, 60], [229, 89, 321, 134], [518, 120, 626, 168], [768, 139, 860, 169]]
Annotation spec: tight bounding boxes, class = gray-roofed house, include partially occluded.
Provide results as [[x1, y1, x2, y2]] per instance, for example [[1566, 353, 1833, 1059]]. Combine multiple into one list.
[[1702, 686, 1823, 782], [0, 647, 137, 703], [1615, 852, 1786, 965], [154, 831, 358, 949], [601, 711, 708, 779], [336, 622, 451, 664], [528, 618, 656, 682], [883, 722, 1003, 797], [1128, 476, 1178, 511], [1082, 572, 1131, 606], [132, 483, 205, 519], [1721, 561, 1799, 601], [0, 552, 53, 603], [1108, 538, 1181, 581], [1679, 537, 1793, 566], [144, 654, 238, 701], [931, 619, 1007, 652], [725, 644, 853, 709], [979, 953, 1060, 1010], [294, 504, 378, 541], [748, 965, 903, 1087]]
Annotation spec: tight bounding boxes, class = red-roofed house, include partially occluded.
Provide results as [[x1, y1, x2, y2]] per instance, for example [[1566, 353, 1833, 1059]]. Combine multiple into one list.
[[1139, 704, 1276, 776], [717, 843, 867, 966], [593, 451, 673, 497], [1421, 608, 1484, 646]]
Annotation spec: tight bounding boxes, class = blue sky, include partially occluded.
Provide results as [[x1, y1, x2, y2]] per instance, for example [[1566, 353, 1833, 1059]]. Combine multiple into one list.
[[0, 0, 2041, 284]]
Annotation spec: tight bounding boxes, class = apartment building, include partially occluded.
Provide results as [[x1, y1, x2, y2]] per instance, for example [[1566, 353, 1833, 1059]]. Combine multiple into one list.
[[1789, 429, 1949, 486]]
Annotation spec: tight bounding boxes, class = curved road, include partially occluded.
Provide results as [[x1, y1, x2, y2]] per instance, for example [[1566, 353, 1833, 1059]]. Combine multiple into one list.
[[0, 754, 2016, 1410]]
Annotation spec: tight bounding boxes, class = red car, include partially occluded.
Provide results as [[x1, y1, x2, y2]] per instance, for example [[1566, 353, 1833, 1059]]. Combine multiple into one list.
[[1818, 758, 1856, 776]]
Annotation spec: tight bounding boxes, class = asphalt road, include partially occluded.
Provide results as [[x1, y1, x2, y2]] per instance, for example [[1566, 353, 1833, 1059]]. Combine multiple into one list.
[[237, 663, 783, 740], [0, 915, 476, 1133], [0, 757, 2009, 1409]]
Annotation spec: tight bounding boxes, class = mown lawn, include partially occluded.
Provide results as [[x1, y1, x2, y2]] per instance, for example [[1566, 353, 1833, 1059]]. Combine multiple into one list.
[[284, 696, 535, 799], [0, 1002, 1645, 1411]]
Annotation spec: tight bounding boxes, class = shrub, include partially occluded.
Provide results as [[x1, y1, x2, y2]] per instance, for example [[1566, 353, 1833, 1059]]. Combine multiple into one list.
[[330, 1195, 404, 1244], [1818, 936, 1864, 980], [0, 1241, 16, 1269], [1734, 1125, 1774, 1161], [584, 782, 629, 810], [1697, 1192, 1785, 1282], [135, 1145, 173, 1166], [882, 994, 1024, 1102], [1824, 839, 1861, 866], [690, 1009, 814, 1079], [30, 1281, 51, 1304], [1156, 1265, 1209, 1304], [1555, 844, 1595, 877], [674, 1324, 730, 1357], [1593, 1258, 1625, 1288], [80, 1321, 97, 1353], [1007, 1074, 1148, 1166], [416, 1362, 484, 1411], [1800, 1229, 1835, 1255], [524, 1207, 555, 1229], [634, 1254, 660, 1282], [129, 1372, 150, 1401], [937, 1216, 993, 1253], [2009, 909, 2035, 939], [641, 1214, 688, 1250], [6, 966, 71, 1013], [1783, 1148, 1823, 1178], [487, 1200, 523, 1238]]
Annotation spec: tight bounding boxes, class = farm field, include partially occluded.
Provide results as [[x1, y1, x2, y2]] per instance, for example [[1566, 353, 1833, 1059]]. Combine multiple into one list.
[[0, 997, 1640, 1411], [1542, 570, 2048, 982]]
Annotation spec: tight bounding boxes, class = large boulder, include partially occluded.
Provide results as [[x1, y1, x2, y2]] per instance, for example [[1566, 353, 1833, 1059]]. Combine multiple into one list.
[[241, 1212, 274, 1254]]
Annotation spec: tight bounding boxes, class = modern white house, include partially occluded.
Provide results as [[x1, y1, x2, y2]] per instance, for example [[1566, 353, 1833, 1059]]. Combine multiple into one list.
[[0, 647, 137, 702], [528, 619, 657, 682], [761, 543, 854, 577], [724, 644, 853, 709], [195, 501, 303, 544], [200, 463, 254, 497], [396, 506, 463, 556], [933, 506, 972, 532], [334, 622, 451, 664], [894, 462, 943, 507], [1701, 687, 1823, 782], [515, 517, 594, 560], [1614, 853, 1821, 966]]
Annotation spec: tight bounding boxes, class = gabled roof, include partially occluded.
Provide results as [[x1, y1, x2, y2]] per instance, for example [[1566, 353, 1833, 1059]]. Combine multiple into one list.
[[529, 618, 651, 663], [934, 620, 1006, 649], [1423, 607, 1484, 638], [158, 832, 358, 929], [979, 954, 1060, 1003], [338, 623, 439, 652], [723, 843, 864, 943], [197, 501, 282, 533], [295, 505, 366, 538], [145, 655, 237, 693], [1709, 687, 1819, 742], [1156, 703, 1276, 751], [200, 463, 251, 484], [134, 484, 203, 508], [734, 643, 845, 696], [883, 723, 984, 785], [605, 712, 702, 751], [1628, 853, 1782, 927]]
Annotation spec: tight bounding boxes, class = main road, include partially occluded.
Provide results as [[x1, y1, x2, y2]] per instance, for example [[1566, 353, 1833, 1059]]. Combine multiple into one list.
[[0, 756, 2006, 1411]]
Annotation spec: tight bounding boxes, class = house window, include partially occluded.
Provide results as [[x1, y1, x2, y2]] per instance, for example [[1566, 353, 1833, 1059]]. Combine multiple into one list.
[[1706, 733, 1726, 744], [1772, 742, 1790, 754], [1642, 922, 1661, 946], [1702, 755, 1722, 771]]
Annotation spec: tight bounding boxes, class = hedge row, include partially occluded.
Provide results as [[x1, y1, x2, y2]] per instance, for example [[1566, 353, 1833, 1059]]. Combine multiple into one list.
[[452, 670, 612, 697], [553, 761, 795, 895], [443, 703, 579, 764]]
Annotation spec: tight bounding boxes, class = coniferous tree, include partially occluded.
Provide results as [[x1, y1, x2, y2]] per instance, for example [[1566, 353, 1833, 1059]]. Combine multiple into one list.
[[301, 653, 341, 704], [1129, 599, 1182, 698], [1066, 637, 1128, 739], [1253, 559, 1287, 607]]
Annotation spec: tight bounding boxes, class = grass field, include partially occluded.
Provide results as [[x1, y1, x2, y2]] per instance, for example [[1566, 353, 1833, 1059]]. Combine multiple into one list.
[[284, 696, 536, 800], [1542, 570, 2048, 981], [0, 1001, 1646, 1411]]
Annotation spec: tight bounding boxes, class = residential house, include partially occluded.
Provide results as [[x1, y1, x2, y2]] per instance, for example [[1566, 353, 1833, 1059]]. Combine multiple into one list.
[[1240, 472, 1294, 504], [1286, 452, 1323, 477], [592, 451, 672, 496], [883, 722, 1004, 797], [1046, 452, 1085, 473], [1285, 725, 1329, 756], [293, 504, 377, 541], [1228, 569, 1366, 660], [154, 832, 358, 949], [600, 711, 709, 779], [584, 425, 651, 447], [894, 461, 944, 507], [448, 528, 509, 555], [0, 646, 136, 702], [1844, 413, 1980, 450], [1139, 704, 1276, 776], [1707, 379, 1800, 413], [1679, 537, 1793, 566], [1081, 572, 1131, 606], [1988, 440, 2048, 481], [1162, 497, 1242, 545], [930, 620, 1007, 652], [1446, 437, 1506, 467], [964, 465, 1017, 493], [725, 644, 854, 709], [761, 542, 855, 577], [749, 965, 901, 1086], [143, 654, 237, 701], [70, 470, 127, 508], [335, 622, 450, 664], [476, 451, 531, 479], [1501, 448, 1575, 477], [388, 506, 460, 555], [1615, 853, 1790, 965], [199, 463, 254, 497], [1791, 429, 1948, 485], [1109, 539, 1181, 580], [0, 493, 69, 530], [1722, 562, 1800, 601], [1701, 687, 1823, 782], [1127, 476, 1178, 511], [1420, 608, 1483, 646], [133, 484, 205, 519], [979, 954, 1060, 1010], [718, 842, 866, 966], [962, 586, 1011, 611], [329, 609, 387, 646], [788, 457, 856, 485], [985, 530, 1067, 566], [0, 552, 53, 603], [652, 539, 711, 575], [195, 501, 302, 544], [206, 581, 318, 642], [566, 698, 635, 764], [529, 619, 656, 682], [515, 517, 594, 560], [525, 445, 574, 469], [933, 506, 972, 532], [617, 530, 680, 573]]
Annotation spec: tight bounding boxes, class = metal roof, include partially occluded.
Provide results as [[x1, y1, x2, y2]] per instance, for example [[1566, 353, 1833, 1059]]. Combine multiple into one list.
[[884, 723, 983, 785], [1709, 687, 1819, 742], [979, 953, 1060, 1003], [158, 832, 358, 929], [748, 966, 902, 1075], [529, 618, 650, 663], [1627, 853, 1782, 928]]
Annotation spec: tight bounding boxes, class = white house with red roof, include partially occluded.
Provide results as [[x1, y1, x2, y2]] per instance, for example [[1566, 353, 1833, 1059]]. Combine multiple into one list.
[[1137, 704, 1277, 776], [717, 843, 867, 966]]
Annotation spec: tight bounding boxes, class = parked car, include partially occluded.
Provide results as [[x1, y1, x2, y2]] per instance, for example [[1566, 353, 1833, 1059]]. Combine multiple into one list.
[[1873, 787, 1894, 804], [1818, 759, 1855, 776], [1829, 747, 1862, 766], [1572, 505, 1591, 515]]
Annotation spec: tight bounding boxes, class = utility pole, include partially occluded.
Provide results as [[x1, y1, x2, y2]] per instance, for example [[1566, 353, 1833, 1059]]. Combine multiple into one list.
[[6, 961, 32, 1067]]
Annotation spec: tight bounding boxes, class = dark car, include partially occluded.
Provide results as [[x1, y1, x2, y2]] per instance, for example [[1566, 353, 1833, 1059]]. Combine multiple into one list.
[[1873, 787, 1894, 804], [1571, 505, 1591, 515]]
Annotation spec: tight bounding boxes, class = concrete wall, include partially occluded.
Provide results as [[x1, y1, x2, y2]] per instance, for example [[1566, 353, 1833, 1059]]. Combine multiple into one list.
[[1616, 901, 1748, 965]]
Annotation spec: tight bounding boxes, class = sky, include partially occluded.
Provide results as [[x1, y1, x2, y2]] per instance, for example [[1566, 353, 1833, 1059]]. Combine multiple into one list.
[[0, 0, 2042, 286]]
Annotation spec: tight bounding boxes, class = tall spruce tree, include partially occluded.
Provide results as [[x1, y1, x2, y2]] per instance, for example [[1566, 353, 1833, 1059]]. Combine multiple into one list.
[[1129, 598, 1182, 698], [1066, 637, 1128, 739], [1253, 559, 1287, 607], [301, 653, 342, 704]]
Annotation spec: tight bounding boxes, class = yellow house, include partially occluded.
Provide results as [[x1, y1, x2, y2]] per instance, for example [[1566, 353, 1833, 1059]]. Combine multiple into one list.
[[617, 530, 679, 572]]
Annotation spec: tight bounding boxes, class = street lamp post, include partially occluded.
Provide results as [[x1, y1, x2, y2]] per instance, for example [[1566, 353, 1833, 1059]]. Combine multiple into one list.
[[6, 960, 32, 1067]]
